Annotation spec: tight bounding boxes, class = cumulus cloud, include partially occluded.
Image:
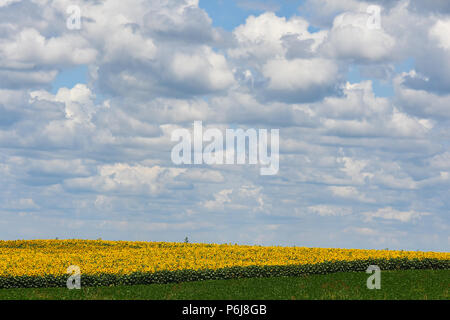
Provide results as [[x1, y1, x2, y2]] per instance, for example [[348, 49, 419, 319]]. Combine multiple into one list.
[[229, 12, 326, 63], [362, 207, 431, 222], [321, 10, 395, 62], [261, 58, 339, 102], [202, 184, 266, 213], [64, 163, 187, 195], [318, 81, 433, 138], [429, 19, 450, 50], [167, 46, 235, 94], [0, 0, 448, 250], [0, 28, 97, 66], [395, 71, 450, 119]]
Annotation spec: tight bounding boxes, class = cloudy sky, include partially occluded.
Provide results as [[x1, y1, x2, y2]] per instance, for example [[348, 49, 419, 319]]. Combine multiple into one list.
[[0, 0, 449, 251]]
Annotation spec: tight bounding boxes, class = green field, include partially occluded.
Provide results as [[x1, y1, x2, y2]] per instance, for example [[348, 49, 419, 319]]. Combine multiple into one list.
[[0, 269, 448, 300]]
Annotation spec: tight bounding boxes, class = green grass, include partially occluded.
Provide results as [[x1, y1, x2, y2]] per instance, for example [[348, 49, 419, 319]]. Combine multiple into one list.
[[0, 269, 448, 300]]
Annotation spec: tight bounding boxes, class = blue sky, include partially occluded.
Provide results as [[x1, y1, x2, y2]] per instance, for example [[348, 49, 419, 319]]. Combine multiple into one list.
[[0, 0, 449, 251], [51, 65, 89, 94], [199, 0, 306, 30]]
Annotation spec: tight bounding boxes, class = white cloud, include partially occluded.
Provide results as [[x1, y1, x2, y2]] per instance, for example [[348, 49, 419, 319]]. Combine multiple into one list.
[[101, 26, 157, 63], [308, 205, 352, 216], [3, 198, 39, 210], [319, 81, 433, 138], [429, 19, 450, 50], [179, 169, 224, 183], [0, 69, 58, 88], [203, 189, 233, 210], [202, 184, 265, 212], [64, 164, 186, 195], [263, 58, 338, 91], [429, 152, 450, 169], [169, 46, 235, 93], [395, 72, 450, 119], [349, 227, 378, 236], [229, 12, 326, 63], [337, 156, 374, 184], [322, 10, 395, 61], [329, 186, 374, 203], [363, 207, 431, 222], [259, 57, 340, 102], [0, 28, 97, 66], [0, 0, 21, 7], [31, 84, 97, 122]]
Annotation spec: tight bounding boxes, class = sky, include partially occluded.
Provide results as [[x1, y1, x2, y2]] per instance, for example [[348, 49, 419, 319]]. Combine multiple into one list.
[[0, 0, 449, 251]]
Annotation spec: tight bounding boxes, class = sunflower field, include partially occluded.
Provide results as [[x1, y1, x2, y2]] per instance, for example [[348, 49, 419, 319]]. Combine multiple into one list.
[[0, 240, 448, 289]]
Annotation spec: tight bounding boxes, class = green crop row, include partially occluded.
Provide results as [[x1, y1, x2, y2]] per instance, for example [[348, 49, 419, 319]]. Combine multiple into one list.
[[0, 258, 448, 289]]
